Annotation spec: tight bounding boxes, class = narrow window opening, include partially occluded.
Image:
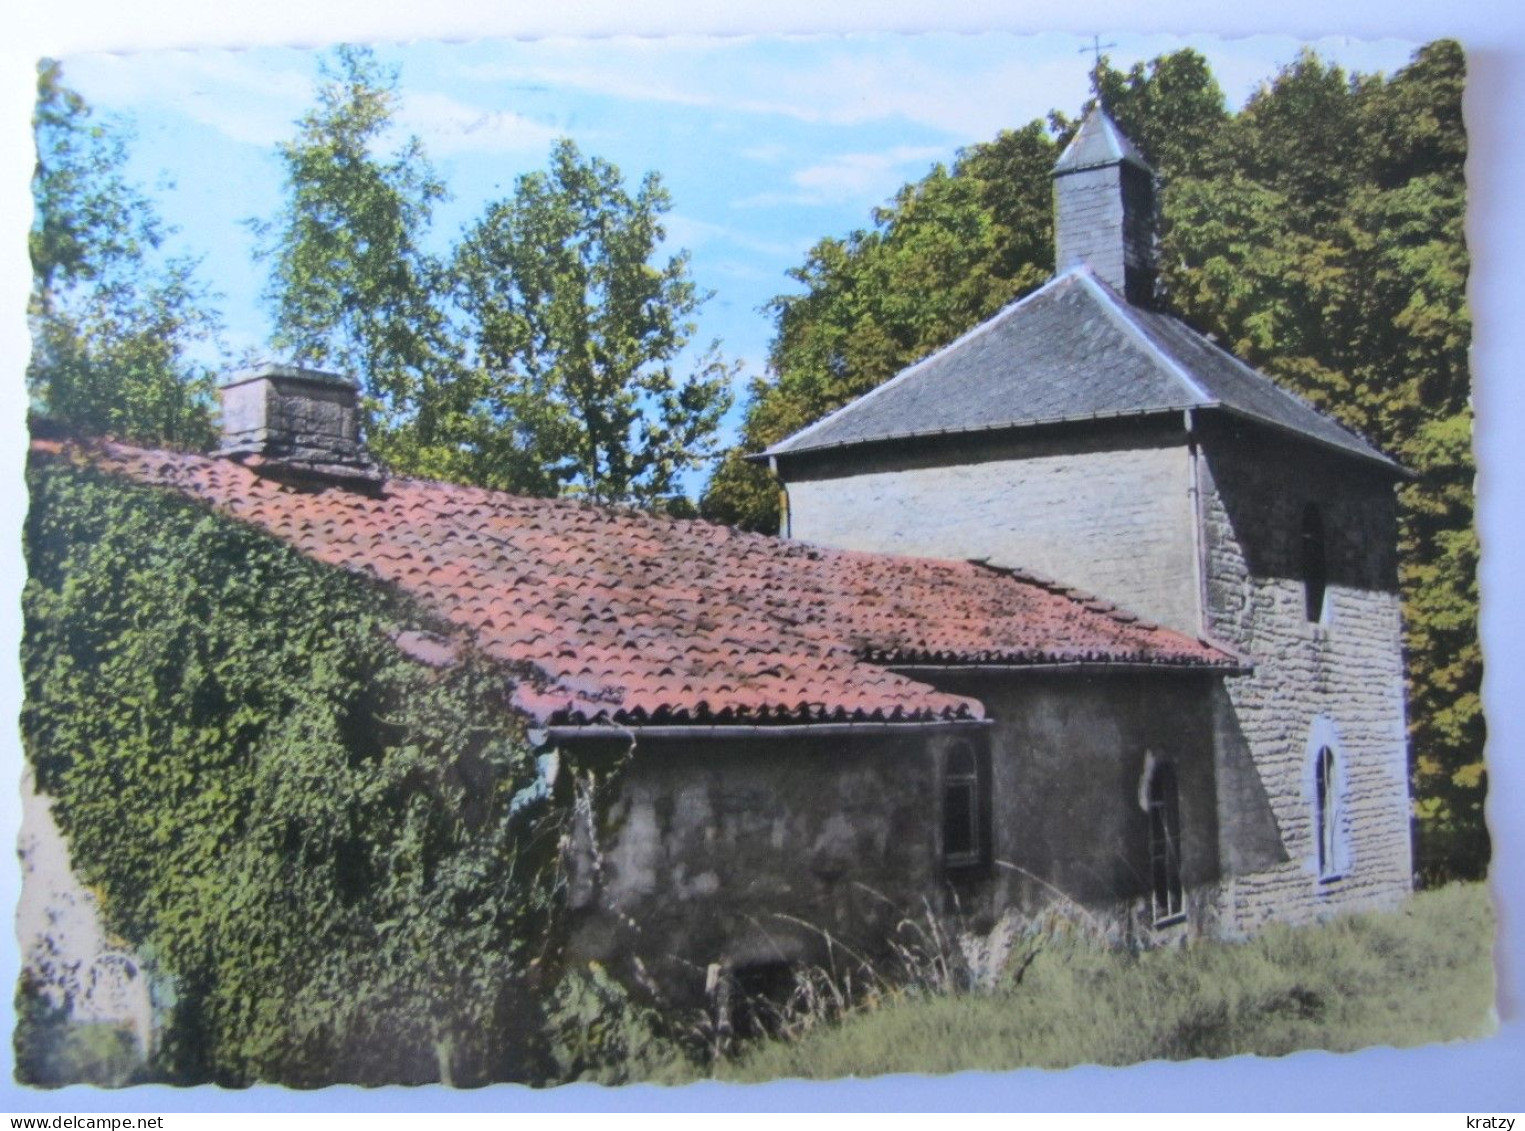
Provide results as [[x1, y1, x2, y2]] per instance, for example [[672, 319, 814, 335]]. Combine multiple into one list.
[[1302, 503, 1328, 623], [1316, 745, 1341, 881], [1147, 762, 1185, 925], [942, 741, 988, 871]]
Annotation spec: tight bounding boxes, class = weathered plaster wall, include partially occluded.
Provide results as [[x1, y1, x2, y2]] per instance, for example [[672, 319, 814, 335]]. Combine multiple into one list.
[[1197, 421, 1412, 929], [561, 728, 965, 1004], [923, 670, 1226, 939], [783, 428, 1201, 634], [563, 670, 1234, 1002]]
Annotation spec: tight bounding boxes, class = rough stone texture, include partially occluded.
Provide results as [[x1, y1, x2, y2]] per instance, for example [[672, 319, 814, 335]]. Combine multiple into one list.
[[217, 365, 380, 483], [779, 413, 1413, 940], [1054, 161, 1157, 306], [1196, 419, 1413, 929], [561, 729, 960, 1004], [785, 426, 1202, 634], [18, 772, 153, 1058]]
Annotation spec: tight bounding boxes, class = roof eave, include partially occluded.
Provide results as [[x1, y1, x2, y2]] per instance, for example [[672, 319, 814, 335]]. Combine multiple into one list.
[[885, 659, 1252, 677], [1205, 404, 1411, 480], [757, 405, 1193, 464], [543, 717, 994, 742]]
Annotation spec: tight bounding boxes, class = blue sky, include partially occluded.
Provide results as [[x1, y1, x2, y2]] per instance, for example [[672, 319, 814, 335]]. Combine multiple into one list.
[[55, 33, 1421, 463]]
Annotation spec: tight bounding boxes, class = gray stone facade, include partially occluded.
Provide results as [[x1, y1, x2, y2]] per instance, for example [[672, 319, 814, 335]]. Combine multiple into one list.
[[1196, 419, 1413, 929], [770, 413, 1413, 938], [217, 363, 381, 485], [561, 668, 1234, 1001], [784, 422, 1201, 634], [560, 728, 969, 1003]]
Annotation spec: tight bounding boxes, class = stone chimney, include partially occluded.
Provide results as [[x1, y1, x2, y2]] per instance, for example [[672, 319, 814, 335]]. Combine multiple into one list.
[[1051, 106, 1159, 306], [216, 362, 382, 487]]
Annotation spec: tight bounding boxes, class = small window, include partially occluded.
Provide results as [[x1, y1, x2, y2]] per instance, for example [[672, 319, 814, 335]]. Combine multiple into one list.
[[1315, 745, 1341, 881], [1301, 503, 1328, 623], [942, 741, 988, 871], [1146, 762, 1185, 925]]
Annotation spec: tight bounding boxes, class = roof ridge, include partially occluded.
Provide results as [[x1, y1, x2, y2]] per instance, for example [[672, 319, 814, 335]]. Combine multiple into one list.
[[1142, 306, 1390, 456], [1073, 270, 1214, 405], [766, 270, 1082, 456], [966, 557, 1161, 632], [1113, 295, 1397, 468]]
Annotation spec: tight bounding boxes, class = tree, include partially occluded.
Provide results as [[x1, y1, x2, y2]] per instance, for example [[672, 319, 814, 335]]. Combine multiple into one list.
[[29, 61, 220, 450], [250, 46, 466, 477], [453, 138, 733, 505], [1089, 48, 1231, 181]]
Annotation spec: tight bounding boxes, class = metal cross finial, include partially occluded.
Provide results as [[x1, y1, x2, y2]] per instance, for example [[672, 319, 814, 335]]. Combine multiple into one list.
[[1081, 36, 1118, 106], [1081, 35, 1117, 70]]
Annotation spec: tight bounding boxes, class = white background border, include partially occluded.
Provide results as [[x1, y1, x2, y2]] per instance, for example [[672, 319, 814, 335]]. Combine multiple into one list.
[[3, 0, 1520, 1113]]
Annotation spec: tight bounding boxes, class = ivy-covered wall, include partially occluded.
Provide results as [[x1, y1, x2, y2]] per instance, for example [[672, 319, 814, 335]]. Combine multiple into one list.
[[21, 461, 568, 1086]]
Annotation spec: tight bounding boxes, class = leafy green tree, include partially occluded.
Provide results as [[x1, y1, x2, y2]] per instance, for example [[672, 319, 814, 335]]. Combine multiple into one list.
[[453, 138, 734, 504], [250, 46, 466, 477], [1090, 48, 1231, 181], [28, 61, 220, 450]]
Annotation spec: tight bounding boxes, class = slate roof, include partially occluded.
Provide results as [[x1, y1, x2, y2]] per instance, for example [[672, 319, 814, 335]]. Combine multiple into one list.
[[763, 267, 1398, 472], [1052, 107, 1151, 174], [34, 437, 1242, 730]]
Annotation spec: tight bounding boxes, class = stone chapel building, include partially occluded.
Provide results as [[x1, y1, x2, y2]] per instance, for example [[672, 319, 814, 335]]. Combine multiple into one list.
[[758, 106, 1415, 939], [25, 108, 1415, 1020]]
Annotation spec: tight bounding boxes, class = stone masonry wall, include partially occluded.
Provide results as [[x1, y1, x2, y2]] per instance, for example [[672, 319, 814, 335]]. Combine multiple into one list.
[[785, 431, 1201, 634], [1198, 424, 1413, 931]]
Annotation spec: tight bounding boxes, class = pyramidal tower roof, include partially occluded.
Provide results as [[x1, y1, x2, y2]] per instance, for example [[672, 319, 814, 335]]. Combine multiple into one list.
[[760, 267, 1398, 474], [760, 101, 1399, 477], [1052, 105, 1152, 175]]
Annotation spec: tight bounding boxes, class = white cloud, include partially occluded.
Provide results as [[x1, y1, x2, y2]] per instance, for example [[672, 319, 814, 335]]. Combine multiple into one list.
[[391, 90, 559, 156], [456, 36, 1093, 142], [663, 212, 807, 258], [446, 32, 1421, 147], [61, 49, 314, 148], [737, 141, 788, 163], [734, 143, 946, 208], [792, 144, 945, 196]]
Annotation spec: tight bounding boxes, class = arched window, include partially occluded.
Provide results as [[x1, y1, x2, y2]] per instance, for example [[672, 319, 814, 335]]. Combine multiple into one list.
[[1146, 762, 1185, 925], [942, 741, 988, 871], [1301, 503, 1328, 623], [1315, 744, 1341, 880]]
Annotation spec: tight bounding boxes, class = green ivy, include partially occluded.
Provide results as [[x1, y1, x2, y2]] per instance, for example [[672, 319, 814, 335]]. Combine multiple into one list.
[[22, 461, 568, 1085]]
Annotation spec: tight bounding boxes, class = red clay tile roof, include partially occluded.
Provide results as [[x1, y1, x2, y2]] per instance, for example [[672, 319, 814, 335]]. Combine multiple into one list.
[[33, 438, 1243, 728]]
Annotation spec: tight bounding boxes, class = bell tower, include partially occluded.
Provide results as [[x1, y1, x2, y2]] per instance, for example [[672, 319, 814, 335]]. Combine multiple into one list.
[[1051, 106, 1160, 306]]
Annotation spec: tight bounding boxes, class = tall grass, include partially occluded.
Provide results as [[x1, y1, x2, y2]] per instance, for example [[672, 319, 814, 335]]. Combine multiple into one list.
[[715, 883, 1496, 1083]]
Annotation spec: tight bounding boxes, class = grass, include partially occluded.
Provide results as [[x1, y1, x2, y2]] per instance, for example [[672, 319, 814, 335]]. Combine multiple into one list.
[[710, 883, 1496, 1083]]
